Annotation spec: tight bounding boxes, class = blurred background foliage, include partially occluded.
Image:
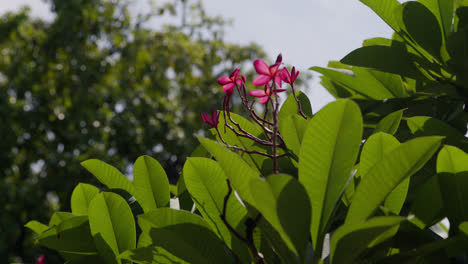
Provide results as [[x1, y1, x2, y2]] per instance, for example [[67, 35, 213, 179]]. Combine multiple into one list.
[[0, 0, 268, 262]]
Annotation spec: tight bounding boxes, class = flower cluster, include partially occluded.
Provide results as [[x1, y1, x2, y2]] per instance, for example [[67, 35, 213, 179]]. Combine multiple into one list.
[[201, 54, 304, 173]]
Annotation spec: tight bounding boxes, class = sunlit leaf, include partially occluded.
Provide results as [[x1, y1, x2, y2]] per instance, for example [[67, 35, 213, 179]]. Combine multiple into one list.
[[299, 99, 362, 249], [347, 136, 443, 223]]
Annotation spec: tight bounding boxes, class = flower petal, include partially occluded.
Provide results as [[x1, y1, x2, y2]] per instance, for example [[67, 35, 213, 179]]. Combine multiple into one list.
[[222, 83, 235, 93], [202, 112, 212, 126], [253, 59, 270, 75], [249, 89, 267, 97], [274, 75, 283, 86], [252, 75, 271, 86], [259, 96, 269, 105], [235, 78, 243, 86], [230, 68, 240, 78], [272, 88, 287, 94], [269, 63, 281, 76], [217, 76, 231, 85]]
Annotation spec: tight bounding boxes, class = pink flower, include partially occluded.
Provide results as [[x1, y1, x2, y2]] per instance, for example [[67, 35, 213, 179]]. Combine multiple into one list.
[[252, 54, 283, 86], [36, 255, 46, 264], [281, 66, 299, 86], [249, 84, 286, 104], [202, 108, 220, 127], [217, 68, 246, 96]]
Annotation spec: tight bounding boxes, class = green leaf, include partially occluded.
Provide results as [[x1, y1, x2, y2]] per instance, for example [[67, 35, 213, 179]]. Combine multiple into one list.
[[360, 0, 402, 32], [71, 183, 100, 216], [183, 157, 250, 262], [409, 175, 444, 229], [312, 67, 391, 100], [138, 208, 230, 264], [299, 99, 363, 250], [397, 1, 443, 60], [318, 75, 355, 99], [419, 0, 454, 41], [249, 174, 311, 260], [88, 192, 136, 264], [360, 133, 410, 215], [133, 155, 170, 212], [360, 133, 401, 177], [346, 136, 443, 224], [374, 109, 405, 135], [279, 115, 308, 157], [437, 145, 468, 228], [49, 212, 75, 227], [352, 67, 399, 99], [119, 246, 189, 264], [340, 45, 425, 80], [176, 174, 194, 211], [257, 217, 300, 264], [25, 220, 48, 235], [81, 159, 136, 196], [37, 216, 97, 254], [407, 116, 468, 151], [460, 221, 468, 236], [330, 216, 405, 264], [197, 136, 259, 205], [278, 91, 313, 120]]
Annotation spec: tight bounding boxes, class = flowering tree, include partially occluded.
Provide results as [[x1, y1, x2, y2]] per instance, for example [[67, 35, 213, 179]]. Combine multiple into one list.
[[26, 0, 468, 263]]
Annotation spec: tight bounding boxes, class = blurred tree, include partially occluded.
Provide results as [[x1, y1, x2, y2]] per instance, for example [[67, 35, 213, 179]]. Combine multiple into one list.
[[0, 0, 266, 262]]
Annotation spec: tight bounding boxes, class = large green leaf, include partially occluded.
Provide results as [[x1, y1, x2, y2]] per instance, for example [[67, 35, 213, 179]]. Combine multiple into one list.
[[119, 246, 188, 264], [25, 220, 48, 235], [299, 99, 363, 250], [352, 67, 398, 99], [183, 157, 250, 262], [176, 174, 194, 211], [88, 192, 136, 264], [133, 155, 170, 212], [407, 116, 468, 152], [409, 175, 444, 229], [419, 0, 454, 41], [360, 0, 402, 32], [397, 1, 443, 61], [279, 115, 308, 157], [71, 183, 100, 216], [346, 136, 443, 224], [360, 133, 409, 214], [330, 216, 405, 264], [340, 45, 425, 80], [311, 67, 391, 100], [278, 91, 313, 120], [374, 109, 405, 135], [360, 133, 400, 176], [437, 145, 468, 228], [257, 217, 300, 264], [81, 159, 136, 197], [249, 174, 311, 260], [49, 212, 75, 227], [138, 208, 230, 264], [197, 136, 259, 205], [36, 216, 97, 254], [318, 75, 356, 99]]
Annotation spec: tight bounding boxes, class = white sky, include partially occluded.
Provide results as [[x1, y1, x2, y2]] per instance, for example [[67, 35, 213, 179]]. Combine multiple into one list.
[[0, 0, 395, 111]]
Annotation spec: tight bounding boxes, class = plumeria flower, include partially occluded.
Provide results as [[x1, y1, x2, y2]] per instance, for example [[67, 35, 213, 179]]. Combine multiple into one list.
[[281, 66, 299, 86], [202, 108, 220, 127], [249, 84, 287, 104], [252, 54, 283, 86], [217, 68, 246, 96], [36, 255, 46, 264]]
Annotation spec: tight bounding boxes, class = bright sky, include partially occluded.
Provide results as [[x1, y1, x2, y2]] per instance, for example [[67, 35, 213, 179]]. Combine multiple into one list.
[[0, 0, 394, 111]]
